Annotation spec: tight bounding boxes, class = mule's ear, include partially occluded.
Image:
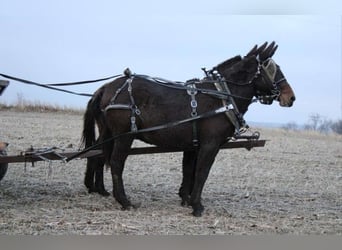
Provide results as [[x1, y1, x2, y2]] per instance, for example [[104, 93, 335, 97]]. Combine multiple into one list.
[[0, 142, 9, 150], [246, 44, 258, 57], [269, 44, 278, 58], [259, 41, 276, 60], [255, 42, 268, 56]]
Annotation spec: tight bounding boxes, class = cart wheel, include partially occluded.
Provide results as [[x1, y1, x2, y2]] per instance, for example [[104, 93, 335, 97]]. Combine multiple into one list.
[[0, 142, 8, 182]]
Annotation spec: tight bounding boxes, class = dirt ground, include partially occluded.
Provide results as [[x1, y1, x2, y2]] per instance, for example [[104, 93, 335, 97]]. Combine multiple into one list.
[[0, 110, 341, 235]]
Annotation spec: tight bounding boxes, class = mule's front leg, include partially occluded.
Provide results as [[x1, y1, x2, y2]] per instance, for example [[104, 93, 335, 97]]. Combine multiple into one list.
[[110, 138, 134, 210], [179, 151, 197, 206], [190, 145, 219, 217]]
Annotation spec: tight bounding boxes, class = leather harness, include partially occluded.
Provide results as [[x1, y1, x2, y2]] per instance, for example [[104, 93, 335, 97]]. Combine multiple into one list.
[[105, 68, 247, 148]]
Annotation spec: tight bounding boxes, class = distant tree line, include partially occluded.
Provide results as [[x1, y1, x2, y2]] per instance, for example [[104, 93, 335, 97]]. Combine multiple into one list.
[[282, 113, 342, 134]]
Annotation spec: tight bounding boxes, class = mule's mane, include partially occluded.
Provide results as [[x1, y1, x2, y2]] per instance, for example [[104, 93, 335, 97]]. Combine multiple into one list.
[[214, 55, 242, 71]]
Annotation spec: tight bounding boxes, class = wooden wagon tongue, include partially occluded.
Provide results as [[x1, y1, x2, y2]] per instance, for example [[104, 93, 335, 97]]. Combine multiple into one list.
[[0, 136, 266, 165]]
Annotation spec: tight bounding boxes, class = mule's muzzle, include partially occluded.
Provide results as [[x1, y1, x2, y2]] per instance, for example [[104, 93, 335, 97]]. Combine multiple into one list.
[[289, 96, 296, 106], [279, 95, 295, 107], [278, 82, 295, 107]]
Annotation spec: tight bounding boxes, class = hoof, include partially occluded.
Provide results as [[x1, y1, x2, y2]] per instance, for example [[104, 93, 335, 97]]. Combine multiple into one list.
[[121, 205, 131, 211], [98, 189, 110, 197], [120, 200, 133, 211], [120, 201, 141, 211], [192, 210, 203, 217], [191, 204, 204, 217], [88, 187, 110, 197], [132, 202, 142, 209], [181, 200, 190, 207], [179, 193, 191, 207]]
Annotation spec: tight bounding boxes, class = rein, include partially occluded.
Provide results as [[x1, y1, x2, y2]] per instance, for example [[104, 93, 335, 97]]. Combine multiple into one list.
[[0, 71, 257, 101], [135, 74, 255, 102], [0, 73, 122, 97]]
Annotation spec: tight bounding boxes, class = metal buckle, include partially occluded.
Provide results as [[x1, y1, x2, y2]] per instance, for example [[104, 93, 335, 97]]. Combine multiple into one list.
[[190, 100, 197, 108]]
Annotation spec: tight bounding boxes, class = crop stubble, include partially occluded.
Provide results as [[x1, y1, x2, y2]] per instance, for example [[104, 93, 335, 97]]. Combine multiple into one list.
[[0, 111, 341, 234]]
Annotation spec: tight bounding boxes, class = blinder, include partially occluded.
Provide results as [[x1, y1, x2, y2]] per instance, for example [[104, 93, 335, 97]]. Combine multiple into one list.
[[262, 58, 277, 83]]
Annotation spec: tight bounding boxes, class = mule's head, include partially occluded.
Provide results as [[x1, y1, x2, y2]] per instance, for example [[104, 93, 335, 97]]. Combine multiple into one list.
[[246, 41, 296, 107]]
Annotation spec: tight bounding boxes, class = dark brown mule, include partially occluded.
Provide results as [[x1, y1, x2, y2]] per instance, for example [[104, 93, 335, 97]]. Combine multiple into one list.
[[82, 42, 295, 216]]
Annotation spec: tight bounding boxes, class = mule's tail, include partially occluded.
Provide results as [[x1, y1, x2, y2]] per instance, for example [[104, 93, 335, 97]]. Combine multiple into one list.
[[82, 100, 96, 148], [82, 88, 103, 148]]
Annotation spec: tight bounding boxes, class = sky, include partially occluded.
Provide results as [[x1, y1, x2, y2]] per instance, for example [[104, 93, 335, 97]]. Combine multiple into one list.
[[0, 1, 341, 125]]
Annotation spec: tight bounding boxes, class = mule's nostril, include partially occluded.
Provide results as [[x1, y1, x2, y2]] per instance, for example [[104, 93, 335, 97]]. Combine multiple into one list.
[[290, 96, 296, 102]]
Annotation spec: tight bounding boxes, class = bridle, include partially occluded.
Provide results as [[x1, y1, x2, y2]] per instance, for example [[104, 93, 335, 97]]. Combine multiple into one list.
[[256, 57, 286, 105], [209, 57, 286, 105]]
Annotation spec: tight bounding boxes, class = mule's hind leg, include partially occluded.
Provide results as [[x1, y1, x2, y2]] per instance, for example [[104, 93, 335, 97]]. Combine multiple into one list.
[[94, 157, 110, 196], [84, 156, 110, 196], [110, 137, 134, 210], [179, 151, 197, 206], [84, 157, 95, 191]]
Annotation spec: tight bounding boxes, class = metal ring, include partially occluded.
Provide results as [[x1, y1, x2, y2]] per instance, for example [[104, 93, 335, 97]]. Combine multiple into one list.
[[135, 109, 141, 116], [191, 111, 198, 117]]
